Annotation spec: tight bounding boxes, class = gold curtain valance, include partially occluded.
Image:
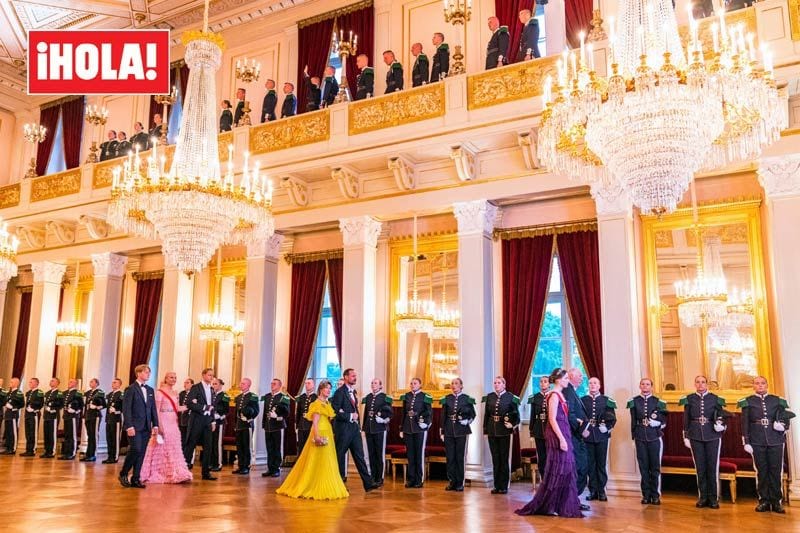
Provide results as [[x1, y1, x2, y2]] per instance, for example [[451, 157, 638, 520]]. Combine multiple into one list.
[[297, 0, 373, 28], [494, 219, 598, 240], [40, 95, 84, 110], [284, 249, 343, 265], [17, 286, 32, 294], [132, 270, 165, 281]]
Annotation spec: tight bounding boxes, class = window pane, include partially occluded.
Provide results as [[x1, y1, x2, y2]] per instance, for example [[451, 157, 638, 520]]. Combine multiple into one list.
[[532, 301, 562, 376], [548, 257, 560, 293], [534, 4, 547, 57], [569, 329, 589, 396], [45, 110, 67, 175]]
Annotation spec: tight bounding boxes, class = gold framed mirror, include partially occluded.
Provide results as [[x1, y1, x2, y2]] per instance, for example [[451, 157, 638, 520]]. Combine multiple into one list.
[[642, 199, 772, 402]]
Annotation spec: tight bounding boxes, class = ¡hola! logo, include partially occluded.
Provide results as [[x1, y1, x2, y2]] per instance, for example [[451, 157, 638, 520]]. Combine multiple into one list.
[[27, 30, 171, 95]]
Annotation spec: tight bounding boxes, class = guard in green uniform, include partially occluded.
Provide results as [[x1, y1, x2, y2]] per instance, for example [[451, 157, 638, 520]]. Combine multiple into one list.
[[355, 54, 374, 100], [411, 43, 429, 87], [20, 378, 44, 457], [211, 378, 230, 472], [41, 378, 63, 458], [233, 378, 260, 475], [483, 376, 520, 494], [485, 17, 510, 69], [82, 378, 106, 462], [2, 378, 24, 454], [401, 378, 432, 488], [581, 377, 617, 501], [440, 378, 476, 491], [60, 379, 84, 460], [430, 33, 450, 82], [362, 378, 393, 486], [261, 378, 290, 477], [628, 378, 667, 504], [103, 378, 124, 463], [383, 50, 404, 93]]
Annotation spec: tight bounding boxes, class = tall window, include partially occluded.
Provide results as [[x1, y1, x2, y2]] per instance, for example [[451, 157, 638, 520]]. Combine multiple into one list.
[[534, 3, 547, 57], [45, 109, 66, 175], [146, 308, 163, 388], [167, 96, 183, 144], [328, 47, 344, 81], [307, 283, 341, 383]]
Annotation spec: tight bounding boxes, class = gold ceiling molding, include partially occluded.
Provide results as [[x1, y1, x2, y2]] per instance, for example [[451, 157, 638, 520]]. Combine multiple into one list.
[[348, 83, 446, 136], [94, 145, 176, 189], [40, 95, 84, 110], [654, 230, 675, 249], [678, 7, 758, 50], [790, 0, 800, 40], [218, 131, 233, 163], [643, 197, 763, 219], [249, 109, 330, 155], [685, 223, 749, 246], [467, 55, 558, 110], [0, 183, 21, 208], [388, 229, 458, 242], [494, 219, 597, 240], [284, 249, 343, 265], [297, 0, 373, 28], [31, 168, 81, 202], [132, 270, 165, 281]]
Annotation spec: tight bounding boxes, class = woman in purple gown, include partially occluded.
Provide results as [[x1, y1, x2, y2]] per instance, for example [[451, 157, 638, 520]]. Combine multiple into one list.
[[516, 368, 583, 518]]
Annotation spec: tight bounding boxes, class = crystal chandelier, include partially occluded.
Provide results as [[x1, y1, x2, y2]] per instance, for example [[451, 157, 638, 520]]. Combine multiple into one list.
[[538, 0, 786, 214], [199, 249, 243, 342], [432, 252, 459, 340], [56, 261, 90, 347], [108, 0, 274, 273], [0, 220, 19, 283], [722, 286, 755, 328], [432, 351, 460, 384], [395, 215, 435, 335]]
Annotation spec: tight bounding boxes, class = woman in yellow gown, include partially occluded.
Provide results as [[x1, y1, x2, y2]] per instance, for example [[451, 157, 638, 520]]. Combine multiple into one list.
[[277, 380, 349, 500]]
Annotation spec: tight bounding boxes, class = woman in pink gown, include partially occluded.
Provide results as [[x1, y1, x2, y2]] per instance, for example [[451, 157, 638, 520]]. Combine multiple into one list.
[[140, 372, 193, 484]]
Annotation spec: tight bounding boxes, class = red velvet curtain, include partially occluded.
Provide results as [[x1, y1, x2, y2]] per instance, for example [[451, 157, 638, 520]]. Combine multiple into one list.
[[565, 0, 593, 48], [495, 0, 534, 64], [35, 105, 61, 176], [129, 277, 163, 384], [297, 17, 336, 114], [61, 97, 85, 170], [326, 257, 344, 362], [557, 230, 604, 385], [338, 5, 375, 97], [287, 260, 327, 396], [12, 291, 33, 379]]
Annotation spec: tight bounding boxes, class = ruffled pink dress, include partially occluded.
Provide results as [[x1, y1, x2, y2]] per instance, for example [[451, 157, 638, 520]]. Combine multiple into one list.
[[140, 387, 193, 484]]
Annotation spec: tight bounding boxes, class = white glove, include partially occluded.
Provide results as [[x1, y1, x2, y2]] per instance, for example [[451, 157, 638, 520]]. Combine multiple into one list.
[[399, 431, 404, 439], [276, 417, 283, 421], [773, 421, 786, 432], [26, 406, 33, 413], [459, 419, 470, 426], [648, 419, 661, 428], [418, 422, 429, 429], [744, 444, 754, 454], [598, 425, 608, 434], [581, 429, 590, 438], [714, 422, 725, 432], [683, 438, 691, 449], [504, 421, 513, 429], [4, 403, 11, 409], [375, 416, 387, 424], [67, 408, 76, 414], [269, 411, 278, 419]]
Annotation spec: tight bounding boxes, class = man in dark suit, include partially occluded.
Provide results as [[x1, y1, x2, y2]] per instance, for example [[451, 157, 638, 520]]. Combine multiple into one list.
[[411, 42, 429, 87], [260, 378, 289, 477], [383, 50, 404, 93], [182, 368, 217, 480], [362, 378, 393, 486], [261, 80, 277, 122], [281, 83, 297, 119], [302, 66, 322, 112], [295, 378, 317, 454], [331, 369, 380, 492], [320, 66, 339, 107], [119, 365, 159, 489], [430, 33, 450, 83], [564, 367, 591, 510], [517, 9, 541, 61], [233, 88, 246, 126], [103, 378, 123, 464]]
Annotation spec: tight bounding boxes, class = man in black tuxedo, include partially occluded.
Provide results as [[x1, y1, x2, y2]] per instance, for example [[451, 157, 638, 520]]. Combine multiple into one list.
[[183, 368, 217, 480], [564, 367, 591, 510], [331, 369, 380, 492], [119, 365, 159, 489]]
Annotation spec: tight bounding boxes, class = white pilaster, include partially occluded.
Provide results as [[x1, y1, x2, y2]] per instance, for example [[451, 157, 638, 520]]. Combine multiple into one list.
[[283, 24, 299, 94], [758, 155, 800, 496], [215, 276, 236, 386], [115, 259, 141, 385], [24, 262, 66, 382], [0, 280, 10, 377], [374, 226, 391, 384], [373, 0, 392, 95], [339, 216, 382, 387], [592, 182, 644, 494], [453, 199, 497, 484], [158, 268, 194, 380]]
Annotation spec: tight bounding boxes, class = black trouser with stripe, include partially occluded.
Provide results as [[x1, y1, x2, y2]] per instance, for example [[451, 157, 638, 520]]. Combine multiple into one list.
[[85, 416, 100, 457], [586, 439, 610, 496], [690, 438, 721, 503], [211, 422, 224, 468], [752, 444, 784, 504], [235, 428, 252, 470], [3, 416, 18, 452], [24, 412, 39, 453], [635, 438, 662, 499], [106, 417, 121, 461], [62, 415, 81, 458], [488, 435, 511, 491], [365, 431, 386, 484], [265, 430, 283, 473], [444, 435, 467, 489], [534, 436, 547, 478], [404, 431, 426, 486], [43, 417, 58, 455]]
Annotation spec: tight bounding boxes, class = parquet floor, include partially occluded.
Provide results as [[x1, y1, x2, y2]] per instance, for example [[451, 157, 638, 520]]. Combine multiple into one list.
[[0, 455, 794, 533]]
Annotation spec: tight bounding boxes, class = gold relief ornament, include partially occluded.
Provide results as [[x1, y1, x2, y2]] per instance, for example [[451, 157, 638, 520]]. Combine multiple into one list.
[[348, 83, 445, 136], [790, 0, 800, 41], [0, 184, 21, 208], [218, 131, 233, 163], [248, 109, 330, 155], [31, 169, 82, 202], [467, 55, 559, 110]]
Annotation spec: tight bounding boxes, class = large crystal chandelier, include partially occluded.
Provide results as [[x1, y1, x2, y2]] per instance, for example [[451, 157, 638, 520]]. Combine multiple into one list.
[[722, 286, 755, 328], [199, 250, 244, 342], [395, 215, 435, 335], [538, 0, 786, 214], [0, 219, 19, 283], [432, 251, 459, 340], [56, 261, 90, 347], [108, 0, 274, 272]]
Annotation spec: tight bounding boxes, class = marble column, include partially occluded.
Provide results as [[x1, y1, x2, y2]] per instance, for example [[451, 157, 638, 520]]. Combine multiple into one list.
[[242, 234, 283, 464], [24, 262, 66, 382], [373, 0, 392, 95], [339, 216, 382, 386], [592, 183, 645, 493], [758, 155, 800, 496], [453, 200, 498, 484], [115, 259, 141, 385], [0, 280, 10, 376], [158, 268, 195, 380]]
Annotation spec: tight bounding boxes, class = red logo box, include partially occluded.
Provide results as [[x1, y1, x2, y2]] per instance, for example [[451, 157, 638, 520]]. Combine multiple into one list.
[[28, 29, 171, 95]]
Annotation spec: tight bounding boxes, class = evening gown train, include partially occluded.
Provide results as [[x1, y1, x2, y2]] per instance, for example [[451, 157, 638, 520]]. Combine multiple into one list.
[[140, 387, 193, 484], [515, 391, 583, 518], [276, 399, 349, 500]]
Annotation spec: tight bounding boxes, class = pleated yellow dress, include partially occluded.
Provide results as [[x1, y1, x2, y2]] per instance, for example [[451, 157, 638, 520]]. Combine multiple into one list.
[[276, 399, 349, 500]]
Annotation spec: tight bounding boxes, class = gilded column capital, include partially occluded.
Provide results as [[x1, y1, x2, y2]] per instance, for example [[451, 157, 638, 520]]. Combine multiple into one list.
[[31, 261, 66, 285], [248, 233, 285, 260], [591, 181, 633, 218], [453, 200, 498, 237], [91, 252, 128, 278], [339, 216, 382, 248], [758, 155, 800, 199]]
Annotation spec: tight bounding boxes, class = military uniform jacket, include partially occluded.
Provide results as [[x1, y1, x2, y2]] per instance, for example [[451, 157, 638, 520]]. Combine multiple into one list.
[[440, 393, 476, 438], [281, 94, 297, 118], [385, 61, 404, 93], [130, 131, 150, 151], [84, 388, 107, 420], [680, 392, 726, 441], [261, 392, 290, 432], [486, 26, 510, 69], [356, 67, 374, 100], [739, 394, 796, 446], [213, 391, 230, 422], [528, 392, 547, 439], [115, 140, 131, 158], [106, 390, 124, 422], [235, 392, 260, 431], [482, 391, 521, 437], [627, 395, 667, 441], [0, 388, 7, 407], [412, 54, 429, 87], [295, 393, 317, 432], [581, 393, 617, 443], [401, 391, 432, 434], [148, 124, 162, 140], [430, 43, 450, 83], [99, 140, 118, 161], [518, 19, 539, 59], [178, 390, 190, 427], [43, 389, 64, 421], [234, 100, 245, 125], [261, 90, 277, 122], [362, 392, 393, 434], [63, 389, 84, 419], [24, 389, 45, 417], [3, 388, 24, 420]]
